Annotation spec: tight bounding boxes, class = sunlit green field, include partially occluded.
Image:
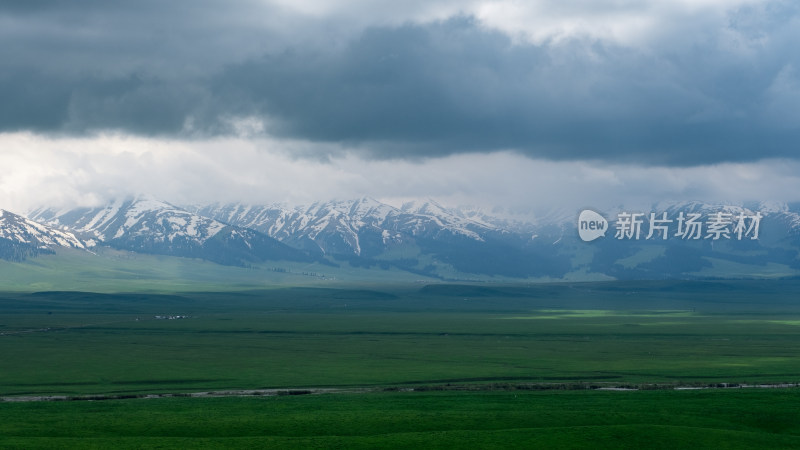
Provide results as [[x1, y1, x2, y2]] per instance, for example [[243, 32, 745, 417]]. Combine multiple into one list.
[[1, 280, 799, 447]]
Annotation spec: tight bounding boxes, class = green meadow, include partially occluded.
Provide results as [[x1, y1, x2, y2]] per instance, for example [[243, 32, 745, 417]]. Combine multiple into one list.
[[1, 280, 799, 447], [2, 389, 800, 449]]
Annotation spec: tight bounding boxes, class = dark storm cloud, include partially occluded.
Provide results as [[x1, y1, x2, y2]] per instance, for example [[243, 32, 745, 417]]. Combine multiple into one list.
[[0, 70, 206, 134], [0, 0, 276, 134], [216, 16, 800, 164], [1, 1, 799, 164]]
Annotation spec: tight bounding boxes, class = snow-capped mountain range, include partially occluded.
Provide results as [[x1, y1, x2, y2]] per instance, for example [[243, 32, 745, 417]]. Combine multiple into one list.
[[28, 197, 311, 266], [0, 209, 85, 249], [0, 209, 85, 261], [5, 197, 800, 280], [189, 197, 508, 257], [31, 198, 225, 246]]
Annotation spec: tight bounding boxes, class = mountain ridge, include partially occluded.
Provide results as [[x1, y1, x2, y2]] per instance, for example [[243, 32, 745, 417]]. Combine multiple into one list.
[[29, 197, 314, 266], [15, 197, 800, 280], [0, 209, 86, 262]]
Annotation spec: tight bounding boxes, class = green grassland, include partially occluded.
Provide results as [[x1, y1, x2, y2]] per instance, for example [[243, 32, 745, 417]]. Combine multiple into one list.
[[1, 280, 799, 447], [1, 389, 800, 449], [2, 281, 800, 396], [0, 389, 800, 449], [0, 248, 441, 293]]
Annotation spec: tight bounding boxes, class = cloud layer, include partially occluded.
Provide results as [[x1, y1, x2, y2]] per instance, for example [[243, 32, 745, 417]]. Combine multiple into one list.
[[2, 132, 799, 215], [2, 1, 799, 165]]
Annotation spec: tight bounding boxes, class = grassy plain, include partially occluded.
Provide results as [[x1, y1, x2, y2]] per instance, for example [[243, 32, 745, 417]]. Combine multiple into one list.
[[2, 389, 800, 449], [2, 281, 800, 395], [0, 248, 441, 293], [1, 280, 799, 447]]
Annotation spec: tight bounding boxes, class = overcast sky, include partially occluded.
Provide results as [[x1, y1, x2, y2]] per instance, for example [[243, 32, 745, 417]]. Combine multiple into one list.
[[1, 1, 799, 214]]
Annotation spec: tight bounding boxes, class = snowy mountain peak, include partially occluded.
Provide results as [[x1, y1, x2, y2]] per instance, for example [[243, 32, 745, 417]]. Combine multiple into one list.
[[193, 198, 512, 257], [0, 209, 86, 250], [755, 201, 789, 214], [400, 198, 449, 216], [646, 200, 793, 219], [28, 198, 312, 266], [10, 196, 800, 279], [31, 197, 227, 245]]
